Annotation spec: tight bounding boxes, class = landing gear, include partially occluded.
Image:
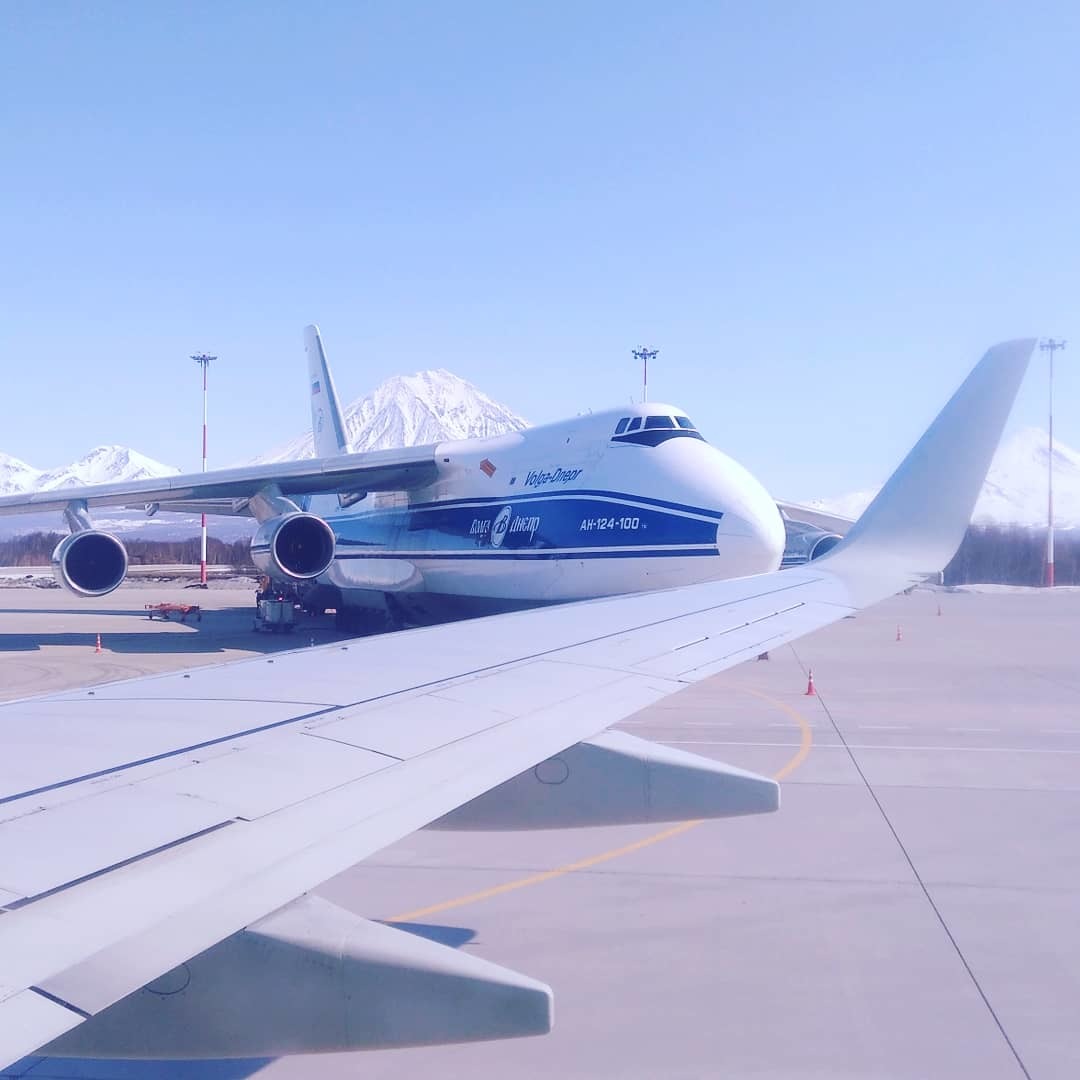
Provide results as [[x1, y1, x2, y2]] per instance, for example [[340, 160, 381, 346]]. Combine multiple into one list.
[[383, 592, 409, 632]]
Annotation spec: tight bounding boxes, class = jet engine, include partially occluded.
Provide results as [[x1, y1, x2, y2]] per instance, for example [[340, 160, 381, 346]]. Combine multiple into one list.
[[250, 513, 336, 581], [781, 524, 844, 566], [52, 530, 129, 597]]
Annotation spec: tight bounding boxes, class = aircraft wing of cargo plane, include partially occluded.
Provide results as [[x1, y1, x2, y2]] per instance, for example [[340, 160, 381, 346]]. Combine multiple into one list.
[[0, 338, 1032, 1065]]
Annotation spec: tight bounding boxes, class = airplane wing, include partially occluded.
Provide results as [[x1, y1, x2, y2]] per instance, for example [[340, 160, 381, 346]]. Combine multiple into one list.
[[0, 443, 440, 518], [776, 500, 856, 535], [0, 340, 1033, 1064]]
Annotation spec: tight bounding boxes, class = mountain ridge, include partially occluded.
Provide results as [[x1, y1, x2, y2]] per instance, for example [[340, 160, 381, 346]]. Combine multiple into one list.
[[257, 368, 529, 463], [0, 446, 179, 497], [807, 426, 1080, 527]]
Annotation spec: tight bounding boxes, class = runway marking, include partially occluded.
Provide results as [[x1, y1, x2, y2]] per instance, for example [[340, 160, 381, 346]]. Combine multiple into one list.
[[947, 727, 997, 733], [387, 687, 813, 923], [859, 724, 909, 730]]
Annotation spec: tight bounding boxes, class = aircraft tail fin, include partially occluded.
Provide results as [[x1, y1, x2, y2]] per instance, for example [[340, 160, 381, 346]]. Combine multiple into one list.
[[304, 324, 349, 458]]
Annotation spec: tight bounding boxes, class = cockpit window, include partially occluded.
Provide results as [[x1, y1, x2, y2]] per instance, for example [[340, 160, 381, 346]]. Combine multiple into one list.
[[626, 417, 642, 432], [675, 416, 696, 430], [645, 415, 675, 430], [614, 417, 629, 435]]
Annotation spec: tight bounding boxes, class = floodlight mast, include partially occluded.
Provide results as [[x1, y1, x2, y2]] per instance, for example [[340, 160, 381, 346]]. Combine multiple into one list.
[[191, 353, 216, 587], [1039, 339, 1065, 587], [632, 347, 659, 404]]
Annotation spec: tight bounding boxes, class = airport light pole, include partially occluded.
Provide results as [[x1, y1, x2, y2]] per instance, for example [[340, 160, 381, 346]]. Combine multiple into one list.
[[191, 353, 216, 587], [1040, 339, 1065, 588], [632, 347, 658, 404]]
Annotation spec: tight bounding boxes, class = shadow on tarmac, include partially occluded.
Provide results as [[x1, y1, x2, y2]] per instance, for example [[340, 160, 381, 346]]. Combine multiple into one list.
[[0, 607, 350, 655], [5, 1056, 275, 1079]]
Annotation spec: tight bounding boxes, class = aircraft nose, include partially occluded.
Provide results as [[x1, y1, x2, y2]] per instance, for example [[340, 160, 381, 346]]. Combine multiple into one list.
[[702, 449, 786, 576], [716, 495, 786, 576]]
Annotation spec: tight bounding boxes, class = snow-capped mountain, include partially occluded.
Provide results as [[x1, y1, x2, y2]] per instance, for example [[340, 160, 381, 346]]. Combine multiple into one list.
[[0, 447, 188, 539], [0, 453, 39, 497], [808, 427, 1080, 527], [35, 446, 180, 490], [258, 368, 529, 462], [0, 445, 178, 496]]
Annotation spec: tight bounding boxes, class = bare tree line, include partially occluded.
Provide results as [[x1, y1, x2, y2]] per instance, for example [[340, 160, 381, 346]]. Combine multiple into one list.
[[944, 525, 1079, 585], [0, 533, 255, 570]]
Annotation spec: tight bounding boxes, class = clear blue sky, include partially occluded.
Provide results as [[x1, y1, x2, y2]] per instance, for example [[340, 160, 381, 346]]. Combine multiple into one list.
[[2, 1, 1078, 499]]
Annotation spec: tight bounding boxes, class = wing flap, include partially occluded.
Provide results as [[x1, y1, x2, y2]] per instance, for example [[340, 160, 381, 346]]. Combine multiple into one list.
[[0, 786, 230, 902], [0, 988, 85, 1069]]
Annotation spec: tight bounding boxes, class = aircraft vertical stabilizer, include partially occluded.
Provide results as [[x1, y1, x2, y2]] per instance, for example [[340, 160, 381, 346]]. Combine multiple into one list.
[[304, 324, 349, 458]]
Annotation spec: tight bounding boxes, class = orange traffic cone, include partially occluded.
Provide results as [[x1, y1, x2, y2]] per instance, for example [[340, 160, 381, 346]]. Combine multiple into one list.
[[896, 624, 903, 642], [95, 633, 102, 654], [805, 669, 816, 696]]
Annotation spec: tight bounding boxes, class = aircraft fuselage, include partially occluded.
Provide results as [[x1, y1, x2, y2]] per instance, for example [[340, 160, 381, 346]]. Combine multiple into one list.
[[307, 403, 786, 621]]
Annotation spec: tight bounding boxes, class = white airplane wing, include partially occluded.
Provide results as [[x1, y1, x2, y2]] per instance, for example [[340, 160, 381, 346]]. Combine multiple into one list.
[[776, 500, 856, 535], [0, 443, 440, 518], [0, 340, 1033, 1064]]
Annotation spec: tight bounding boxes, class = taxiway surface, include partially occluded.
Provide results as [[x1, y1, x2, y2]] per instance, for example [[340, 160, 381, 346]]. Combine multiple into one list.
[[1, 582, 1077, 1079]]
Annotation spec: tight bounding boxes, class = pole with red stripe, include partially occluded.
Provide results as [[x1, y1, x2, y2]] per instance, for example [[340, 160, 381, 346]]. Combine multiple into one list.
[[192, 354, 216, 587]]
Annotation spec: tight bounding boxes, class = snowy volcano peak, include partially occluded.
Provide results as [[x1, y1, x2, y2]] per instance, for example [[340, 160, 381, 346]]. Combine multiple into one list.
[[0, 453, 39, 496], [34, 445, 180, 490], [0, 445, 179, 495], [259, 368, 530, 463], [808, 426, 1080, 527], [973, 426, 1080, 526], [994, 425, 1080, 472], [356, 368, 529, 448]]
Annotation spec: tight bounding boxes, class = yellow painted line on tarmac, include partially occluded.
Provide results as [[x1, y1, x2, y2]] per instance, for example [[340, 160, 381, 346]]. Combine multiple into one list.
[[742, 685, 815, 781], [388, 686, 815, 924]]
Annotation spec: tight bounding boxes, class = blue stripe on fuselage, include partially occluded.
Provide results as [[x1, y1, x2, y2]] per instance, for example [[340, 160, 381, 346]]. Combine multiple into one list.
[[405, 489, 726, 519], [328, 491, 723, 559], [335, 547, 720, 561]]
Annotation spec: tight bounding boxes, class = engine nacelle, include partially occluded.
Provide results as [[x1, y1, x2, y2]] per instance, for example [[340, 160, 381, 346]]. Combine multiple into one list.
[[52, 530, 129, 597], [250, 513, 336, 581], [782, 524, 844, 566]]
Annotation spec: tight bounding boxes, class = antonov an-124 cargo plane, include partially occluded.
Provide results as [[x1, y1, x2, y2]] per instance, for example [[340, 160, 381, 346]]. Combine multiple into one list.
[[0, 337, 1033, 1065], [0, 326, 850, 626]]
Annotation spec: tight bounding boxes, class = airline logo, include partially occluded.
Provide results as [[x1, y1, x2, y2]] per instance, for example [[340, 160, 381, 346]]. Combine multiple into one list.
[[470, 506, 543, 548], [479, 458, 496, 477], [490, 506, 512, 547], [524, 466, 583, 489]]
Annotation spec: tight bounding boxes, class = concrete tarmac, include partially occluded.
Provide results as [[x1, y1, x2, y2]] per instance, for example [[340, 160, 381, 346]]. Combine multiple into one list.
[[1, 583, 1078, 1079]]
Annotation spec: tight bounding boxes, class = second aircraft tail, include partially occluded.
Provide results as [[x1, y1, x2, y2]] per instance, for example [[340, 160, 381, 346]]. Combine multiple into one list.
[[304, 324, 349, 458]]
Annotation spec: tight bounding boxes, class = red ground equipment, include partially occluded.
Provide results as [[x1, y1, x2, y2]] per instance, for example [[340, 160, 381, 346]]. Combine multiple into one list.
[[146, 603, 202, 623]]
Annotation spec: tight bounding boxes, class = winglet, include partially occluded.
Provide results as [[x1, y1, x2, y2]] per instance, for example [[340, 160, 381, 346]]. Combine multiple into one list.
[[824, 339, 1036, 598], [304, 324, 349, 458]]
